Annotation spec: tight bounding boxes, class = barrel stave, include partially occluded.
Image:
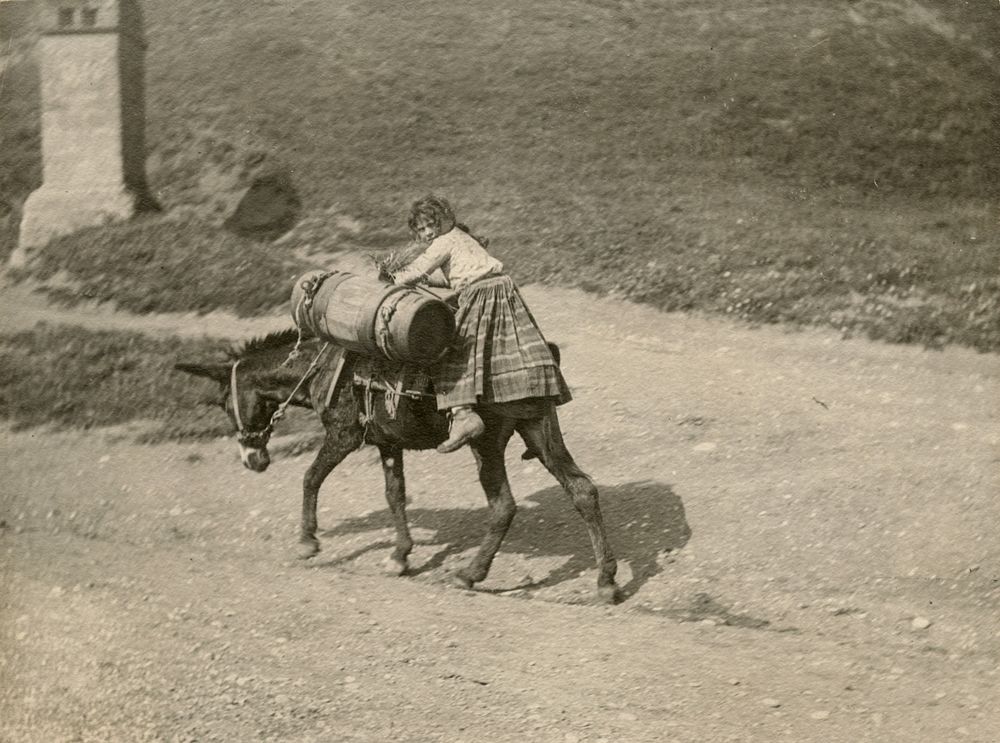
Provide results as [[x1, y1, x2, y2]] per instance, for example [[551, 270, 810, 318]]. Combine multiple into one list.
[[290, 270, 454, 365]]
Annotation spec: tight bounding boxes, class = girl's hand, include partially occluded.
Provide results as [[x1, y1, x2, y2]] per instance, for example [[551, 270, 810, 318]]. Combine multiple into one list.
[[374, 243, 423, 283], [396, 274, 422, 286]]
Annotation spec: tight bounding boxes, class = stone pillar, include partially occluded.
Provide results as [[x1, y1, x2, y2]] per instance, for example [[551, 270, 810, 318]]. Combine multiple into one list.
[[14, 0, 156, 265], [0, 1, 33, 40]]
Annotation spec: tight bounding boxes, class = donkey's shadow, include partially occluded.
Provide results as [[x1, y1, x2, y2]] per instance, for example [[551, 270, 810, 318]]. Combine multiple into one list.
[[320, 480, 690, 600]]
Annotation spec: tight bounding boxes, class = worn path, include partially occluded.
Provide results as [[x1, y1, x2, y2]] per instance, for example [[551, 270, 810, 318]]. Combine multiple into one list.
[[2, 271, 998, 742]]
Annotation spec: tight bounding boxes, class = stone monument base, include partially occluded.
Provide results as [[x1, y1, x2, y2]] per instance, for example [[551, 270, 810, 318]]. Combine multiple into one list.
[[12, 183, 136, 267]]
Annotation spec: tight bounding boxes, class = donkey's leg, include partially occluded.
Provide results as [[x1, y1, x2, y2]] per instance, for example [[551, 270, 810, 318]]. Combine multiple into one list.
[[298, 432, 358, 560], [377, 443, 413, 576], [517, 410, 620, 604], [453, 416, 518, 590]]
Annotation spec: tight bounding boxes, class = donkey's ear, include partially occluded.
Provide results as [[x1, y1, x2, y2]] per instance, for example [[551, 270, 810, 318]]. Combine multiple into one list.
[[175, 361, 231, 384], [258, 370, 311, 405]]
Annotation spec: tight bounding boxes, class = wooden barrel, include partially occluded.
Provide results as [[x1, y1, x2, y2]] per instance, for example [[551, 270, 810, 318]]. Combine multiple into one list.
[[290, 270, 455, 365]]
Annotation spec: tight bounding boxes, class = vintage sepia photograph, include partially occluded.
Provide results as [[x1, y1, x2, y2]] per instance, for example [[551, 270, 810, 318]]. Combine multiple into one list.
[[1, 1, 998, 740]]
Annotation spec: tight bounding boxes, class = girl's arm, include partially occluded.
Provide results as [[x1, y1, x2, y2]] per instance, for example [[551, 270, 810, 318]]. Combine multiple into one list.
[[393, 242, 449, 286], [421, 270, 451, 288]]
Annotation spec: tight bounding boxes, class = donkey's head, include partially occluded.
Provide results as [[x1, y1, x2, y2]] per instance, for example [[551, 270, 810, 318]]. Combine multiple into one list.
[[175, 330, 306, 472]]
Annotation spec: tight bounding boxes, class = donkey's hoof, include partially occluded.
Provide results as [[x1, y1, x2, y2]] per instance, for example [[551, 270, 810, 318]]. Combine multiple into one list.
[[295, 540, 320, 561], [383, 557, 409, 577], [597, 583, 622, 605], [451, 572, 475, 591]]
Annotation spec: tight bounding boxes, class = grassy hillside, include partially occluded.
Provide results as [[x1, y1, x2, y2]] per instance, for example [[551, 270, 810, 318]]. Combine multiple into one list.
[[2, 0, 998, 348], [140, 0, 1000, 209]]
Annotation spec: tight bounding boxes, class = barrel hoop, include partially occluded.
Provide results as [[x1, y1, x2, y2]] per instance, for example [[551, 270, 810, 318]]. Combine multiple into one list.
[[319, 270, 355, 297], [293, 270, 356, 340], [372, 286, 412, 363]]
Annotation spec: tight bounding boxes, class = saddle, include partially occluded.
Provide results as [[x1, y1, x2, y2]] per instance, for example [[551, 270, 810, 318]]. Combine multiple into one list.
[[312, 348, 446, 448]]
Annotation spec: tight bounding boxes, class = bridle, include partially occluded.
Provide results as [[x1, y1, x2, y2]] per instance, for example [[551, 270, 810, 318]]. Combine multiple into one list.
[[229, 342, 332, 448], [229, 360, 276, 449]]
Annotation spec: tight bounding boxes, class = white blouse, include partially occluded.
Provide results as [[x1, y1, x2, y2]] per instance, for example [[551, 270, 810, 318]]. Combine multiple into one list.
[[393, 228, 504, 291]]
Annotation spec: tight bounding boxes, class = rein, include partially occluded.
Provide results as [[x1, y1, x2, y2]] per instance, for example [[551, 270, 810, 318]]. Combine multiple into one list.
[[230, 342, 332, 448]]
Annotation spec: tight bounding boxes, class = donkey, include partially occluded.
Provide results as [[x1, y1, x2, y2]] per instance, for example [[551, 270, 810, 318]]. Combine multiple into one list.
[[176, 329, 620, 604]]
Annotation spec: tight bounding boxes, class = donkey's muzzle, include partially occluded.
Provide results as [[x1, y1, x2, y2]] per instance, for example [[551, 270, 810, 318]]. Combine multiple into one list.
[[241, 446, 271, 473]]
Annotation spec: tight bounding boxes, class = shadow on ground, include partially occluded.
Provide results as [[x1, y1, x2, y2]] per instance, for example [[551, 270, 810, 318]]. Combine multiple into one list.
[[320, 480, 690, 601]]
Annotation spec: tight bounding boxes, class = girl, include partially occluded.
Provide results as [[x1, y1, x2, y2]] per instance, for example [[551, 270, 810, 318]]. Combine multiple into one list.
[[391, 195, 571, 453]]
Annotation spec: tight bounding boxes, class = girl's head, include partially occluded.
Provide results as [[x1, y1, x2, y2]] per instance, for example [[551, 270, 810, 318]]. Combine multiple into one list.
[[408, 195, 456, 243]]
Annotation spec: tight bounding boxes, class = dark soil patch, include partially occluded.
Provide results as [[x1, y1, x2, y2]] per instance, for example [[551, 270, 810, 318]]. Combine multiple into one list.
[[0, 324, 229, 436], [6, 216, 315, 317]]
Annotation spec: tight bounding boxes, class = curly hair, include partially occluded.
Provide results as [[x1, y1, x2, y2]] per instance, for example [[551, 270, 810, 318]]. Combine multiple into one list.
[[407, 194, 457, 238]]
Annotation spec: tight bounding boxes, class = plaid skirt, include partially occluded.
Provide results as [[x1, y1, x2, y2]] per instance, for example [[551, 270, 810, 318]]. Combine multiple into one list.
[[434, 274, 572, 408]]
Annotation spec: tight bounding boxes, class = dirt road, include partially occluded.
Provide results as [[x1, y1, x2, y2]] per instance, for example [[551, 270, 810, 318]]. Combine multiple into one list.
[[2, 278, 998, 742]]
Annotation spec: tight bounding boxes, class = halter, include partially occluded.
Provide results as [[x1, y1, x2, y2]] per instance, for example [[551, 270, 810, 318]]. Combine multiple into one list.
[[229, 342, 332, 448]]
